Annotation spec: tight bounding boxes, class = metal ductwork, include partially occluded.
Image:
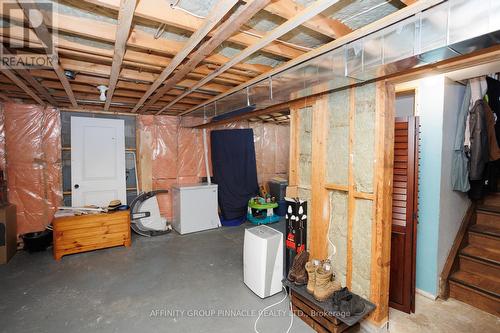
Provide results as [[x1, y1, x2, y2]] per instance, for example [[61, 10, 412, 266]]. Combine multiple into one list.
[[182, 0, 500, 127]]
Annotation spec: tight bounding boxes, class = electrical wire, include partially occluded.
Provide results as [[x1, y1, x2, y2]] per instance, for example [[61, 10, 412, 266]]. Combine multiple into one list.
[[167, 0, 311, 52], [327, 193, 338, 261], [254, 286, 293, 333], [169, 0, 207, 19]]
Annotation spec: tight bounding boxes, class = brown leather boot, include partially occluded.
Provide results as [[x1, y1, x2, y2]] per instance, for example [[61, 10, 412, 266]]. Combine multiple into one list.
[[287, 250, 309, 285], [305, 259, 321, 294], [313, 261, 342, 302]]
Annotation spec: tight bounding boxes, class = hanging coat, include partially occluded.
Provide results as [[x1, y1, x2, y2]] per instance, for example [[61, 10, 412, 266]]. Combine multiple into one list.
[[469, 99, 490, 180], [452, 83, 471, 192]]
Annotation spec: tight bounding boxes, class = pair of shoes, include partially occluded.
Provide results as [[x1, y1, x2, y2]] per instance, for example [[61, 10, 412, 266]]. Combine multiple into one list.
[[287, 250, 309, 285], [332, 287, 365, 317], [305, 259, 342, 302], [305, 259, 321, 294]]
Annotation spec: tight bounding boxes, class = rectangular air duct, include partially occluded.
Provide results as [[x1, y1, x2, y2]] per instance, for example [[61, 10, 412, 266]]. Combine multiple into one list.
[[182, 0, 500, 127]]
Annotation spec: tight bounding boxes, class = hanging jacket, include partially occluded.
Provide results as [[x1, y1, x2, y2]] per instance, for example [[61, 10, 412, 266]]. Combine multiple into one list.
[[484, 101, 500, 161], [469, 99, 490, 180], [452, 83, 471, 192]]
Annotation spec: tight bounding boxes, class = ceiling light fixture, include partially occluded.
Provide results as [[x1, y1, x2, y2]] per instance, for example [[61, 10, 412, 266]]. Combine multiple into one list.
[[97, 85, 109, 102]]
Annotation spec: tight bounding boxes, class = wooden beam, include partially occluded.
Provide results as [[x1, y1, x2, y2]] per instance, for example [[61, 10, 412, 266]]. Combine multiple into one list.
[[130, 0, 239, 113], [139, 0, 271, 113], [0, 44, 58, 105], [0, 4, 272, 74], [17, 2, 78, 107], [309, 95, 329, 259], [164, 0, 342, 115], [369, 81, 395, 325], [0, 92, 12, 102], [56, 58, 233, 93], [248, 0, 352, 39], [80, 0, 305, 59], [346, 87, 355, 289], [182, 0, 443, 116], [1, 69, 45, 106], [104, 0, 137, 111]]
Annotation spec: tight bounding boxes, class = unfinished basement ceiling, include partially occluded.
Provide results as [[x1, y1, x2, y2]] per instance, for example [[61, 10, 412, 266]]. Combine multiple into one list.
[[0, 0, 413, 115]]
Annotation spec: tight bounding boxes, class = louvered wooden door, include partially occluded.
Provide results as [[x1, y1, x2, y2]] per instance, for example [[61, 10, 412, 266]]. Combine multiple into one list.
[[389, 116, 419, 313]]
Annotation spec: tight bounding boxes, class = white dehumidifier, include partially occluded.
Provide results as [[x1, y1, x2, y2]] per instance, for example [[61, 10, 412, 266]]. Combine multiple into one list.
[[243, 225, 283, 298]]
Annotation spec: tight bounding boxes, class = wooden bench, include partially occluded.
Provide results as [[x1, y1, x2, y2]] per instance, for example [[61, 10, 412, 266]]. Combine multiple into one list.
[[53, 210, 131, 260]]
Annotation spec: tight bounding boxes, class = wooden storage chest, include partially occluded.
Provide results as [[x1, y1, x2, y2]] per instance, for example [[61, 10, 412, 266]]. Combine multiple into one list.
[[53, 211, 131, 260]]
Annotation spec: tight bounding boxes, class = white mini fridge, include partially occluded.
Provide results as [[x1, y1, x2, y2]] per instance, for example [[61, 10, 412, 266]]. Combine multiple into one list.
[[171, 184, 220, 234]]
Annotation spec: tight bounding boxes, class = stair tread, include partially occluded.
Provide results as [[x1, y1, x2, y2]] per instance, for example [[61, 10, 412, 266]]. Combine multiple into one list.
[[469, 224, 500, 238], [460, 245, 500, 265], [450, 270, 500, 298], [477, 204, 500, 214]]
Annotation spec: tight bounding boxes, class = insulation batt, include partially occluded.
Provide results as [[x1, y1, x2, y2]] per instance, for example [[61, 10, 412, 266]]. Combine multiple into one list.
[[0, 105, 289, 233], [3, 103, 62, 235]]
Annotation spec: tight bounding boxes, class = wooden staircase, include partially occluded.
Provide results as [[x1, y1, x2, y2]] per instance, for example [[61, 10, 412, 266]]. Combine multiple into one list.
[[446, 194, 500, 317]]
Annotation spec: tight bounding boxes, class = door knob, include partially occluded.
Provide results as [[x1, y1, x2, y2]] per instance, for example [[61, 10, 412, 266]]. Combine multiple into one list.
[[74, 184, 80, 189]]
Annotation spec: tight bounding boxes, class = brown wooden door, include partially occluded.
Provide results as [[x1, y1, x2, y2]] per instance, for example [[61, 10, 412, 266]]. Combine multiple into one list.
[[389, 116, 419, 313]]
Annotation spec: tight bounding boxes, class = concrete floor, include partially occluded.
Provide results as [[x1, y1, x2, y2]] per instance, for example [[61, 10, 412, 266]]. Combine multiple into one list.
[[389, 293, 500, 333], [1, 222, 498, 333], [0, 222, 311, 333]]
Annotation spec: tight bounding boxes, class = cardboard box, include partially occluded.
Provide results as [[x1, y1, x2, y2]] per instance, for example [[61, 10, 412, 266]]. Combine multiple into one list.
[[0, 204, 17, 264]]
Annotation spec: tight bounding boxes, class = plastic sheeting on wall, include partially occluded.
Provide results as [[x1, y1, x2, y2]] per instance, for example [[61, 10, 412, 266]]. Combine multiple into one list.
[[138, 115, 290, 219], [3, 103, 62, 235], [138, 115, 206, 219]]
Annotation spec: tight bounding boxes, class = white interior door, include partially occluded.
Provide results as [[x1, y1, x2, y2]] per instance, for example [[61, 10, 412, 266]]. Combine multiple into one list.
[[71, 117, 126, 207]]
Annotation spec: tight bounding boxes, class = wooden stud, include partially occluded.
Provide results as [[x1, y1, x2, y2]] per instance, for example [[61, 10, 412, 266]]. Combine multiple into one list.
[[309, 95, 330, 259], [346, 87, 356, 289], [104, 0, 137, 111], [288, 104, 300, 187], [369, 81, 395, 325]]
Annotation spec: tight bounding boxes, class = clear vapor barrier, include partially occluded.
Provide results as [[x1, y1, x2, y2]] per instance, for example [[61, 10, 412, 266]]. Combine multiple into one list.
[[182, 0, 500, 127]]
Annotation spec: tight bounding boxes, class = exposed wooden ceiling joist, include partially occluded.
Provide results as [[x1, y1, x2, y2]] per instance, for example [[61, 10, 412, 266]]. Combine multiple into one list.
[[244, 0, 352, 39], [130, 0, 241, 113], [137, 0, 272, 113], [0, 5, 272, 74], [0, 44, 58, 105], [104, 0, 137, 111], [161, 0, 342, 115], [81, 0, 308, 58], [1, 69, 45, 106], [17, 1, 78, 107]]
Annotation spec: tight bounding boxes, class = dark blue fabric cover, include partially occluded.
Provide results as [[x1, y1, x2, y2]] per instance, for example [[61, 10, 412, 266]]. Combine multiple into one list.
[[211, 129, 259, 220]]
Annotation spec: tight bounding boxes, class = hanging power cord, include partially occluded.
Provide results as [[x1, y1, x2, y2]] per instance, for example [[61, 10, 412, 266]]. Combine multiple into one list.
[[327, 194, 337, 261], [254, 286, 293, 333], [154, 23, 166, 39]]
